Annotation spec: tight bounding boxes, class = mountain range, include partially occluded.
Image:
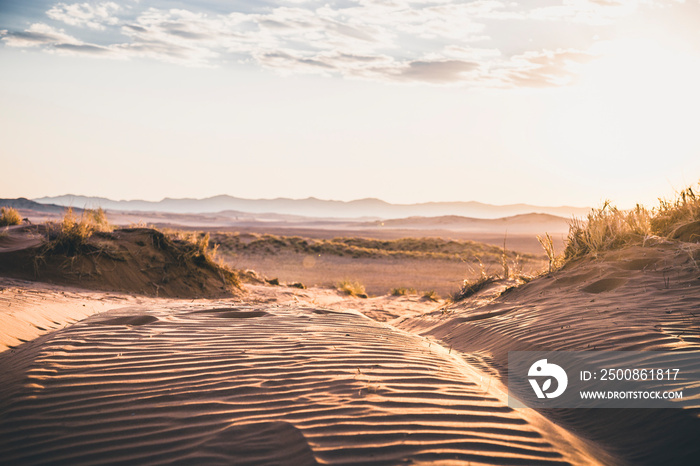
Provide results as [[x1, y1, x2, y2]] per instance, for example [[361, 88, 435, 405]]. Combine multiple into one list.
[[33, 195, 590, 220]]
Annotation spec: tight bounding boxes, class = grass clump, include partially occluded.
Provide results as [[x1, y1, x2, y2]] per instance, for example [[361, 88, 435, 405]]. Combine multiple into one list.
[[564, 202, 651, 260], [391, 287, 416, 296], [451, 275, 497, 302], [45, 208, 112, 256], [652, 186, 700, 237], [537, 232, 561, 274], [564, 183, 700, 261], [0, 207, 22, 226], [167, 230, 241, 289], [422, 290, 440, 302], [165, 230, 222, 267], [189, 232, 216, 266], [337, 279, 368, 298]]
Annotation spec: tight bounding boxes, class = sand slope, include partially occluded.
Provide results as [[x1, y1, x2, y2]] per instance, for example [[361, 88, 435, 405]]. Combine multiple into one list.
[[399, 241, 700, 464], [0, 278, 133, 352], [0, 298, 604, 465]]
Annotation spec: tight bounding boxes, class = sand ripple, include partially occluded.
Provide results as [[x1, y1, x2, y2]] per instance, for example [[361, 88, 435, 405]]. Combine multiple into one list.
[[0, 304, 597, 465]]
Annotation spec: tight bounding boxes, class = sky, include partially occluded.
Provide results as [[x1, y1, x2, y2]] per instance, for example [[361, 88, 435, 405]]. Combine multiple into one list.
[[2, 0, 700, 209]]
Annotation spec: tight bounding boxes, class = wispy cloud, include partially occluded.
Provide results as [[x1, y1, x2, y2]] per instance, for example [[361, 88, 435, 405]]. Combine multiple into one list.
[[47, 2, 121, 30], [0, 0, 686, 85], [500, 49, 595, 87], [1, 22, 113, 57]]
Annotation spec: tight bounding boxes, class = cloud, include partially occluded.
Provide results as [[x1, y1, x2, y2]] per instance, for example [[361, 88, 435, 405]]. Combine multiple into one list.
[[500, 49, 595, 87], [514, 0, 688, 26], [394, 60, 480, 83], [0, 22, 118, 59], [53, 42, 112, 54], [2, 0, 680, 85], [47, 2, 120, 30], [2, 22, 84, 47]]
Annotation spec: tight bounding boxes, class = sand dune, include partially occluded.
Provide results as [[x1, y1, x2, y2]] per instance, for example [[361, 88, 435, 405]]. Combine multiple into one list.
[[0, 287, 607, 465], [399, 240, 700, 464], [0, 226, 239, 299]]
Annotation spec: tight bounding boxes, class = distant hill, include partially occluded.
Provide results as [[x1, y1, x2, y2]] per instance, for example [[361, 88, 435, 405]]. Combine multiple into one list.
[[33, 195, 590, 220], [362, 213, 569, 235], [0, 198, 76, 214]]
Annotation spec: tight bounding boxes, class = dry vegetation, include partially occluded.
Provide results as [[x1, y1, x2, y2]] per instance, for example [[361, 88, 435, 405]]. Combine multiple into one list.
[[206, 231, 545, 297], [564, 184, 700, 260], [337, 279, 368, 298], [0, 207, 22, 227], [537, 232, 560, 273], [451, 275, 498, 302], [391, 287, 416, 296], [452, 183, 700, 303], [43, 208, 112, 256], [210, 232, 542, 263]]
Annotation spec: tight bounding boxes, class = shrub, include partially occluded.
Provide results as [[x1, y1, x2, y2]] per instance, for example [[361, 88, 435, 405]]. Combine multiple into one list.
[[337, 279, 367, 298], [0, 207, 22, 226], [422, 290, 439, 302]]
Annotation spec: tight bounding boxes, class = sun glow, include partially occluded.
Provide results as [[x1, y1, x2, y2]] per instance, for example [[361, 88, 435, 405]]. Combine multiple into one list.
[[584, 36, 700, 122], [547, 34, 700, 202]]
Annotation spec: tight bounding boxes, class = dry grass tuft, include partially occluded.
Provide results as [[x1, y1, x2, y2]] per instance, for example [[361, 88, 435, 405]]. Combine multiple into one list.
[[564, 183, 700, 261], [537, 232, 561, 273], [564, 202, 651, 260], [451, 275, 497, 302], [44, 208, 112, 256], [337, 279, 368, 298], [0, 207, 22, 227], [499, 240, 510, 279], [422, 290, 440, 302], [652, 185, 700, 237], [391, 287, 416, 296], [168, 231, 241, 289]]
